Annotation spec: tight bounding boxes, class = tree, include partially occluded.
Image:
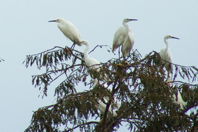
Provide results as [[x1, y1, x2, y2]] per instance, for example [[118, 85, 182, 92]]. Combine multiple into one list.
[[24, 45, 198, 132]]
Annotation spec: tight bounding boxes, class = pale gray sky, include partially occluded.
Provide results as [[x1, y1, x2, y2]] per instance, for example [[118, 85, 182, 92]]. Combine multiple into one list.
[[0, 0, 198, 131]]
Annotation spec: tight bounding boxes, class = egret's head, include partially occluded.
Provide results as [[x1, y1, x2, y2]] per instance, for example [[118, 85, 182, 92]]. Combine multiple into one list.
[[123, 18, 138, 23], [164, 35, 180, 40], [48, 18, 65, 23]]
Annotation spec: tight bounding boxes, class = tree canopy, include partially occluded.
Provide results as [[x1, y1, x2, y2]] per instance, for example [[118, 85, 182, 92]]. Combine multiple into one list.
[[24, 45, 198, 132]]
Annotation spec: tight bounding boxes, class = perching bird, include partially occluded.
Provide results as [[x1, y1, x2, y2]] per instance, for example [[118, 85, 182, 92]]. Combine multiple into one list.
[[159, 35, 179, 70], [167, 79, 187, 109], [173, 90, 187, 109], [49, 18, 86, 46], [121, 31, 134, 57], [83, 42, 111, 87], [83, 42, 100, 70], [97, 97, 119, 117], [112, 18, 137, 57]]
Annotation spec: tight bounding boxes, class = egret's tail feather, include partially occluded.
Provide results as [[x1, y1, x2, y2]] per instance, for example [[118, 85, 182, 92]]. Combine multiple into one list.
[[80, 40, 88, 46]]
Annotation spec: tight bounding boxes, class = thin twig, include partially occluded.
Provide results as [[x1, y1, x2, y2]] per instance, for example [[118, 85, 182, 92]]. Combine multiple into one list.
[[28, 46, 64, 56], [171, 81, 198, 86], [64, 121, 99, 132], [89, 45, 109, 54], [47, 64, 82, 74]]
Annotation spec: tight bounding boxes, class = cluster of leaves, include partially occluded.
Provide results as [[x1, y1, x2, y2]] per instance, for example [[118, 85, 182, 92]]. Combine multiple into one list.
[[0, 57, 5, 62], [24, 45, 198, 132], [24, 46, 84, 96]]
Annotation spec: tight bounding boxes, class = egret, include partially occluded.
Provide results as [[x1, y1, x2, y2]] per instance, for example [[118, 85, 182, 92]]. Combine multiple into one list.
[[112, 18, 137, 57], [83, 42, 103, 86], [173, 90, 187, 109], [49, 18, 86, 46], [167, 80, 187, 109], [121, 31, 134, 57], [97, 97, 119, 117], [83, 43, 111, 89], [159, 35, 179, 73], [83, 42, 100, 70]]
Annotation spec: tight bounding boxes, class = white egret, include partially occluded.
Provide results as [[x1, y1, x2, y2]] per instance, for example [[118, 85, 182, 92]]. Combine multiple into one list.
[[173, 91, 187, 109], [97, 97, 119, 117], [112, 18, 137, 57], [167, 80, 187, 109], [121, 31, 134, 57], [49, 18, 86, 46], [83, 43, 111, 89], [83, 42, 100, 70], [83, 42, 103, 87], [159, 35, 179, 67]]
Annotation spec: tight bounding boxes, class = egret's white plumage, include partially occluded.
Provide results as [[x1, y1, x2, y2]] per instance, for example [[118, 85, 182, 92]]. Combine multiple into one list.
[[112, 18, 137, 57], [49, 18, 85, 46], [159, 35, 179, 64], [121, 31, 134, 57], [83, 42, 100, 70], [173, 90, 187, 109], [167, 79, 187, 109], [159, 35, 179, 78], [83, 43, 110, 88], [97, 97, 119, 117]]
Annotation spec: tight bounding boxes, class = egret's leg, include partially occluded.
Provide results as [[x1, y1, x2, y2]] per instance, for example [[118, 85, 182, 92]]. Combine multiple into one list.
[[118, 46, 121, 59]]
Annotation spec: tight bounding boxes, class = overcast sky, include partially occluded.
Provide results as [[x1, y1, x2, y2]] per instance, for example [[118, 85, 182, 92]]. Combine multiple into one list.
[[0, 0, 198, 131]]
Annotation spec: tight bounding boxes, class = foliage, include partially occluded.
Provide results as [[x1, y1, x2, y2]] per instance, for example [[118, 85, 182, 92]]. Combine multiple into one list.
[[0, 57, 4, 62], [24, 45, 198, 132]]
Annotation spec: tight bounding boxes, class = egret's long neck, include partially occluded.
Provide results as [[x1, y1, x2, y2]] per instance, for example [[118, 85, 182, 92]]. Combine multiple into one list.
[[84, 44, 89, 58], [122, 21, 129, 30], [164, 38, 169, 51]]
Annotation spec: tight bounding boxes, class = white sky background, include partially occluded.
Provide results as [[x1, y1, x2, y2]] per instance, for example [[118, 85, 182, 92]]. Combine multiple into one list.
[[0, 0, 198, 131]]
